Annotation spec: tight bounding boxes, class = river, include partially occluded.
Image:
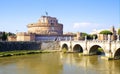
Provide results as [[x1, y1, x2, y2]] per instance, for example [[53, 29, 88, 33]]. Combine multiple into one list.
[[0, 53, 120, 74]]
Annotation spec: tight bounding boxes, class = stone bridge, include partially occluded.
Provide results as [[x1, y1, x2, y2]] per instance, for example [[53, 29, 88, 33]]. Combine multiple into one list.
[[59, 39, 120, 59]]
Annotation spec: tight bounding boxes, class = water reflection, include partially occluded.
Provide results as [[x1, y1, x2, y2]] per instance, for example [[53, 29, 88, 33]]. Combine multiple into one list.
[[60, 53, 120, 74], [0, 53, 120, 74]]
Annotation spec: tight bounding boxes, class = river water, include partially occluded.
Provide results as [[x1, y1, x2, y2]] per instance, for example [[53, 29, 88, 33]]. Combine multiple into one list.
[[0, 53, 120, 74]]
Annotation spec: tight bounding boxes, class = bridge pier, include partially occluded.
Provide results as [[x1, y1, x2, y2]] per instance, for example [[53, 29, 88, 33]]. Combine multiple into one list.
[[104, 35, 114, 59], [105, 52, 113, 58], [68, 46, 72, 52], [101, 52, 114, 60], [83, 50, 89, 55], [83, 36, 89, 55]]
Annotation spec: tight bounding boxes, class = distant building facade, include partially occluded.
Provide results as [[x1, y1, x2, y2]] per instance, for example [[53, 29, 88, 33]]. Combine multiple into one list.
[[16, 32, 35, 41], [8, 36, 16, 41], [94, 26, 117, 40]]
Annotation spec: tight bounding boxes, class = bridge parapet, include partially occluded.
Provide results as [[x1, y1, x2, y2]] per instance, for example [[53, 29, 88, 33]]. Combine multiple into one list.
[[87, 40, 108, 44], [73, 40, 85, 43]]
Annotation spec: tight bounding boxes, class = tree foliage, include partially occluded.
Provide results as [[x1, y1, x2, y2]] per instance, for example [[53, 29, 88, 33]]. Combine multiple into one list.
[[91, 34, 98, 39], [0, 32, 15, 41], [79, 33, 98, 40], [2, 32, 7, 41], [87, 34, 98, 40], [79, 32, 88, 40], [100, 30, 113, 35]]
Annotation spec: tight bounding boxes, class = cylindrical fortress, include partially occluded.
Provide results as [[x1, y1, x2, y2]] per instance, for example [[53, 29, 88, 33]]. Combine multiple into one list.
[[27, 16, 63, 35]]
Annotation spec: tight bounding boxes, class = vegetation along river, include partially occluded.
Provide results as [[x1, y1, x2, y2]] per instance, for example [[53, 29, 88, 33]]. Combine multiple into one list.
[[0, 53, 120, 74]]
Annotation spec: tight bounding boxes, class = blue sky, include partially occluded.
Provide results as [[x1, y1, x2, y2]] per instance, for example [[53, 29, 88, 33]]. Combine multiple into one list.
[[0, 0, 120, 33]]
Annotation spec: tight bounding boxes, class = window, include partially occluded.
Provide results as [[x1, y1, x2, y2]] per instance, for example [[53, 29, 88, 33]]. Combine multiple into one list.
[[51, 23, 54, 25]]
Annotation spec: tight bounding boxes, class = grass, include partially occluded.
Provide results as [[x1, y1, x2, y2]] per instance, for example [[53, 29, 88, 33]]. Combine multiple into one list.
[[0, 50, 59, 57]]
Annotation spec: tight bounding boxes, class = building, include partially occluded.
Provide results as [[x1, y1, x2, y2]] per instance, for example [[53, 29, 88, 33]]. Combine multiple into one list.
[[27, 16, 63, 35], [10, 15, 119, 41], [8, 36, 16, 41], [95, 26, 117, 40], [16, 32, 35, 41], [15, 16, 73, 41]]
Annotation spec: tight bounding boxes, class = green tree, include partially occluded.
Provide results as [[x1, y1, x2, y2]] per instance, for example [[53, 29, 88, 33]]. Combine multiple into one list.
[[80, 32, 88, 40], [80, 33, 97, 40], [118, 28, 120, 35], [100, 30, 113, 35], [91, 34, 98, 39], [7, 32, 15, 36], [2, 32, 7, 41]]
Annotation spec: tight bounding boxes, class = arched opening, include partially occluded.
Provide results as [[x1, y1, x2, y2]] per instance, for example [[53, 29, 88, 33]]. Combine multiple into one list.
[[89, 45, 105, 55], [73, 44, 83, 53], [62, 44, 68, 51], [114, 48, 120, 59]]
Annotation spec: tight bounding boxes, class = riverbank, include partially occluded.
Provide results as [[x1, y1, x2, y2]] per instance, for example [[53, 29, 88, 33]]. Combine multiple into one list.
[[0, 50, 60, 57], [0, 50, 119, 60], [0, 49, 82, 57], [0, 49, 79, 57]]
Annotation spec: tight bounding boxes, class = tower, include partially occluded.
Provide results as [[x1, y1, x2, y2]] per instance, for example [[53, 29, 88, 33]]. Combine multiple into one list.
[[110, 26, 117, 40]]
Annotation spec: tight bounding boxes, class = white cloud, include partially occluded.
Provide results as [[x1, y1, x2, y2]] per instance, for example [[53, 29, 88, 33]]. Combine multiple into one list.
[[73, 22, 92, 29], [73, 22, 100, 29]]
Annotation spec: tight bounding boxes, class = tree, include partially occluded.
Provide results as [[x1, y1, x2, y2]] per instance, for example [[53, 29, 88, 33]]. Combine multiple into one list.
[[100, 30, 113, 35], [80, 33, 97, 40], [80, 32, 88, 40], [118, 28, 120, 35], [7, 32, 15, 36], [91, 34, 98, 39], [2, 32, 7, 41]]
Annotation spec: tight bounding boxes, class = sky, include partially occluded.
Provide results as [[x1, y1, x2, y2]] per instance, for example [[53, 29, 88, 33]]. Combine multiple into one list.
[[0, 0, 120, 34]]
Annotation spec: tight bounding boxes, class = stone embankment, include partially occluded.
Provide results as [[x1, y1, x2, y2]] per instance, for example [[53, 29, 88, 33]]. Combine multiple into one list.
[[0, 41, 41, 52], [0, 41, 59, 52], [41, 41, 60, 50]]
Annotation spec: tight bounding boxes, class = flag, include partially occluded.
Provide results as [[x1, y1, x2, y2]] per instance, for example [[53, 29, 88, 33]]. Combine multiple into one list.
[[46, 12, 48, 16]]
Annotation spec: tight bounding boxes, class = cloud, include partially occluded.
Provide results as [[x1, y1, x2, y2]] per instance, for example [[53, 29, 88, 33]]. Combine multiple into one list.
[[73, 22, 92, 29], [73, 22, 99, 29]]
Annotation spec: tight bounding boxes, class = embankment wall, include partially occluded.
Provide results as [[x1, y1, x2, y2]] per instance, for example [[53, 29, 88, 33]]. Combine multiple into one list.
[[0, 41, 59, 52]]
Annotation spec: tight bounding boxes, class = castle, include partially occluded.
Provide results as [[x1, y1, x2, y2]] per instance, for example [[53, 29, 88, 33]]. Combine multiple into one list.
[[27, 16, 63, 35], [9, 16, 72, 41], [8, 16, 119, 41]]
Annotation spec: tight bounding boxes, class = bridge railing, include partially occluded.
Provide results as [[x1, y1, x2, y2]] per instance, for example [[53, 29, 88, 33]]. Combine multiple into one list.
[[87, 40, 108, 43], [60, 38, 120, 44], [72, 40, 85, 43]]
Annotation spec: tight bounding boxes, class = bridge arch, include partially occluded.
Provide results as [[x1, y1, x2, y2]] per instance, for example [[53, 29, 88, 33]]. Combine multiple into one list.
[[114, 48, 120, 59], [62, 44, 69, 50], [73, 44, 83, 52], [89, 45, 105, 55]]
